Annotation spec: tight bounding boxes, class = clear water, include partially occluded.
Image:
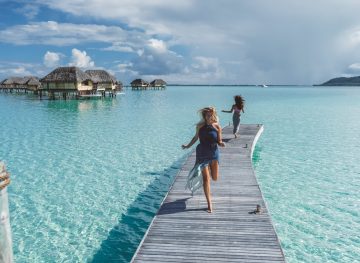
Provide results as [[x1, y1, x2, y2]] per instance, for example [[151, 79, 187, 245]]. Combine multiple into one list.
[[0, 86, 359, 262]]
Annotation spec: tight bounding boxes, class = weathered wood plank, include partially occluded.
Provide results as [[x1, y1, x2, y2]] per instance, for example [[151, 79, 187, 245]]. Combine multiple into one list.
[[131, 124, 286, 262]]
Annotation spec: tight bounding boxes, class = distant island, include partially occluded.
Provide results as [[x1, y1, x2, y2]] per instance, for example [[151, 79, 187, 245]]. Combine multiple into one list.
[[316, 76, 360, 86]]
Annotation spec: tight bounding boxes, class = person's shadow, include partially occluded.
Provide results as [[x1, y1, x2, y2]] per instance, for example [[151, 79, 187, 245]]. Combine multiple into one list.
[[157, 197, 206, 215]]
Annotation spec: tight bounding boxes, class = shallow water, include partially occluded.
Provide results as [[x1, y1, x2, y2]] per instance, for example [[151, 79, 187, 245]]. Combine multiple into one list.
[[0, 86, 359, 262]]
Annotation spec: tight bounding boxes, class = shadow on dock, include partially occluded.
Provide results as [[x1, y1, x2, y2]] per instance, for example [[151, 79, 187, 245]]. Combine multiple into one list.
[[90, 140, 264, 262], [89, 156, 188, 263]]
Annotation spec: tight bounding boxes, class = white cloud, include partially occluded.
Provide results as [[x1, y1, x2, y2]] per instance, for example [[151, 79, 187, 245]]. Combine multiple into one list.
[[192, 57, 218, 71], [5, 1, 360, 83], [348, 63, 360, 70], [0, 21, 145, 47], [10, 66, 31, 76], [69, 48, 95, 68], [102, 44, 134, 53], [0, 62, 47, 79], [148, 39, 167, 53], [43, 51, 63, 67], [15, 4, 40, 20], [37, 0, 193, 34]]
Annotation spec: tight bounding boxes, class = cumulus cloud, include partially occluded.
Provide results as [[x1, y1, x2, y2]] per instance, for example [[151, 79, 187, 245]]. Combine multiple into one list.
[[130, 39, 184, 75], [4, 1, 360, 83], [43, 51, 63, 67], [69, 48, 95, 68]]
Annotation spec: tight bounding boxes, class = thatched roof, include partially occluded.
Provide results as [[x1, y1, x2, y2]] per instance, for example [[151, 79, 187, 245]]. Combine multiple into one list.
[[40, 67, 91, 83], [131, 79, 149, 86], [26, 77, 41, 86], [85, 70, 117, 84], [3, 77, 24, 85], [150, 79, 167, 86]]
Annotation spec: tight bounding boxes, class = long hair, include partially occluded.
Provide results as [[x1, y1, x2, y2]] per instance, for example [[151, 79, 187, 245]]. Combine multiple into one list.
[[197, 107, 219, 126], [234, 95, 245, 112]]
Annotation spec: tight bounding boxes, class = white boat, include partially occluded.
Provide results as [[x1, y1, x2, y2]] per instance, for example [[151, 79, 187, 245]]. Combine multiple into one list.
[[260, 84, 268, 88]]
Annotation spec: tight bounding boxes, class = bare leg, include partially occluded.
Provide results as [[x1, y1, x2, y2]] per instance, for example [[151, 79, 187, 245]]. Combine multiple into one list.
[[202, 166, 212, 213], [233, 114, 240, 138], [209, 160, 219, 181]]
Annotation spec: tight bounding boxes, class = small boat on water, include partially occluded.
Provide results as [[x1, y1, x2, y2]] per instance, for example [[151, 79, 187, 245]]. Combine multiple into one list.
[[260, 84, 268, 88]]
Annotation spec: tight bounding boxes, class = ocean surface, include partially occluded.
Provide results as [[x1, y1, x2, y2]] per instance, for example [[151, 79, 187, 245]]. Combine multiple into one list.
[[0, 86, 359, 263]]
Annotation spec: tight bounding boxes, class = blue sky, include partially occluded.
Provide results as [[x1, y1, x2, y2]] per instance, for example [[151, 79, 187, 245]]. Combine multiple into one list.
[[1, 0, 360, 84]]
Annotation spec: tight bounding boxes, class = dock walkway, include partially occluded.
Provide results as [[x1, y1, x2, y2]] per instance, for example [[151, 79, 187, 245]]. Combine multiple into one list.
[[131, 124, 285, 262]]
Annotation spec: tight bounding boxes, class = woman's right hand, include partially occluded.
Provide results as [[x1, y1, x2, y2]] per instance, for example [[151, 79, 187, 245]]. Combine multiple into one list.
[[181, 144, 188, 149]]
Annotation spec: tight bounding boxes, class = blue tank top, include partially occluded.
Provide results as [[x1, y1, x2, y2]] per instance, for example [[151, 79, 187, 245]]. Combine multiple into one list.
[[196, 124, 219, 164]]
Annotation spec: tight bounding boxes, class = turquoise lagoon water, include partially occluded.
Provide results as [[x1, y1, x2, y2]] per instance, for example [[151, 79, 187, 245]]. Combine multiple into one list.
[[0, 86, 359, 262]]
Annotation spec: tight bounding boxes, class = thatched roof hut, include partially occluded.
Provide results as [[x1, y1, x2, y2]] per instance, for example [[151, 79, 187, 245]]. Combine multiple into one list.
[[41, 67, 91, 83], [40, 67, 93, 91], [85, 70, 116, 84], [0, 76, 41, 91], [85, 70, 118, 91], [2, 77, 24, 88], [3, 77, 23, 85], [131, 79, 149, 87], [150, 79, 167, 87], [26, 77, 40, 86], [25, 77, 41, 91]]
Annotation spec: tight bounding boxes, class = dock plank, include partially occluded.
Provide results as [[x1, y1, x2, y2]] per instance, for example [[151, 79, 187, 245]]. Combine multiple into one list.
[[131, 124, 285, 262]]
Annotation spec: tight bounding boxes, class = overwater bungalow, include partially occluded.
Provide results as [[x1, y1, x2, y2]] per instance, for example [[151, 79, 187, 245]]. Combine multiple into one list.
[[1, 77, 25, 93], [40, 67, 93, 99], [85, 69, 118, 96], [150, 79, 167, 89], [25, 77, 41, 93], [131, 79, 149, 90]]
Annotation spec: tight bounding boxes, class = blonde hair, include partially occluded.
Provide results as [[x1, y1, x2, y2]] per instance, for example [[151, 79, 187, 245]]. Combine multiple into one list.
[[197, 106, 219, 126]]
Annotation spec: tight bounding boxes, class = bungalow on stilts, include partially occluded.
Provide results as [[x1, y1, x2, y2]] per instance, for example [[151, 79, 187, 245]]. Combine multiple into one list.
[[150, 79, 167, 89], [85, 70, 118, 97], [131, 79, 149, 90], [40, 67, 93, 100]]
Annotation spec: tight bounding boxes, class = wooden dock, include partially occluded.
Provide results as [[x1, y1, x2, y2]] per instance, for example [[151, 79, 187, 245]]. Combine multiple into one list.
[[131, 124, 285, 262]]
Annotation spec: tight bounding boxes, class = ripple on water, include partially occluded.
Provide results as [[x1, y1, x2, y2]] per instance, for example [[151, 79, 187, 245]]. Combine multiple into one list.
[[1, 87, 360, 262]]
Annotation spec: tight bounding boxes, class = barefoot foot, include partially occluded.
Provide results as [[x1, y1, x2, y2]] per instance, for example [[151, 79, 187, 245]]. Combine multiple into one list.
[[234, 133, 238, 138]]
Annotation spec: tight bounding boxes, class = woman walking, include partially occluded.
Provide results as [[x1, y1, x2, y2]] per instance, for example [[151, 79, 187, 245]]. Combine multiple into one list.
[[222, 95, 245, 138], [182, 107, 225, 213]]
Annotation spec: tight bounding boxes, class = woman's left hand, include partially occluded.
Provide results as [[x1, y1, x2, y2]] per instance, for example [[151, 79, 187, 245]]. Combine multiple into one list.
[[218, 142, 226, 147]]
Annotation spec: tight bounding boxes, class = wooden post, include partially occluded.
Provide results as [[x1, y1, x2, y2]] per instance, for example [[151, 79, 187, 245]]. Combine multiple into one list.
[[0, 162, 13, 263]]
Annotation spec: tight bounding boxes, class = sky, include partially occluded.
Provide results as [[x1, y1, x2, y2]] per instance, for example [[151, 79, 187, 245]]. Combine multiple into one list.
[[1, 0, 360, 85]]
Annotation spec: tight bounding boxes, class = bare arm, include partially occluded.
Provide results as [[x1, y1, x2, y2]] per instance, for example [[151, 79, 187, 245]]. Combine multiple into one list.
[[221, 105, 234, 113], [182, 125, 201, 149]]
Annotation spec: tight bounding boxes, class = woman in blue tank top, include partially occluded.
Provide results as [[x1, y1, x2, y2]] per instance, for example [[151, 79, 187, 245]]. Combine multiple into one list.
[[182, 107, 225, 213], [222, 95, 245, 138]]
